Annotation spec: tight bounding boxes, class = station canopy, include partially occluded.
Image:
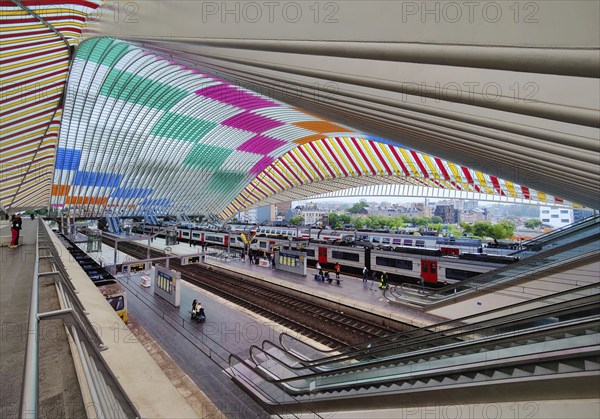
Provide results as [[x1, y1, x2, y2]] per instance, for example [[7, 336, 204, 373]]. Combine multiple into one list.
[[0, 2, 594, 219]]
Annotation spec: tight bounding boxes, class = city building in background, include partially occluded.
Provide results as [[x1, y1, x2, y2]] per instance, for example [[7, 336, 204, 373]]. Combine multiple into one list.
[[539, 206, 573, 229], [434, 204, 459, 224]]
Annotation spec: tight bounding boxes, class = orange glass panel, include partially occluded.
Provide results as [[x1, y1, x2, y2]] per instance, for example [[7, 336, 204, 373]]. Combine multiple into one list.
[[293, 134, 327, 145], [52, 184, 70, 196], [293, 121, 352, 133]]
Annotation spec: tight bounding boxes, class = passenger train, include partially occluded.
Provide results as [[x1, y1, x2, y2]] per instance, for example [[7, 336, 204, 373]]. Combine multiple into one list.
[[131, 224, 516, 286], [253, 238, 519, 286], [142, 224, 486, 254]]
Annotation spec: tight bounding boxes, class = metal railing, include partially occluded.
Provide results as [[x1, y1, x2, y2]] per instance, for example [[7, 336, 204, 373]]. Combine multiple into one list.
[[20, 220, 39, 418], [20, 220, 139, 418], [393, 232, 599, 307]]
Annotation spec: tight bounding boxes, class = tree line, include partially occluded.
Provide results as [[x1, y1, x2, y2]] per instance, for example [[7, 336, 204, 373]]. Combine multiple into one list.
[[289, 212, 528, 240]]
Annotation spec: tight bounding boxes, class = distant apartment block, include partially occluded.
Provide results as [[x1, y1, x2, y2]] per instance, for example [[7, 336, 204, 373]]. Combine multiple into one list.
[[539, 206, 573, 229]]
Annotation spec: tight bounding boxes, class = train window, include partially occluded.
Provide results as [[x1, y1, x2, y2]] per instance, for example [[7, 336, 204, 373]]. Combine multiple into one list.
[[445, 268, 479, 281], [305, 249, 315, 257], [421, 264, 427, 273], [372, 237, 381, 243], [375, 257, 412, 270], [192, 233, 200, 238], [392, 238, 402, 245], [382, 237, 390, 244], [259, 242, 267, 248], [415, 240, 425, 247], [404, 239, 413, 246], [107, 296, 125, 311], [332, 250, 360, 262]]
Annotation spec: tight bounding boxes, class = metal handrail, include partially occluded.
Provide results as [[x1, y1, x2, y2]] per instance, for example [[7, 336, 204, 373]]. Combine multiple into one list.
[[26, 221, 139, 418], [396, 233, 599, 305], [20, 219, 39, 418], [275, 283, 600, 366], [520, 214, 600, 247], [235, 315, 600, 388]]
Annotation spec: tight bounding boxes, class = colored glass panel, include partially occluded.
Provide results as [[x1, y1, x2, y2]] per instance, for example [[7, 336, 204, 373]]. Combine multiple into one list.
[[222, 111, 284, 133], [237, 135, 286, 154], [183, 143, 234, 170], [208, 172, 246, 192], [78, 38, 130, 66], [152, 113, 218, 141], [72, 171, 122, 187], [100, 69, 189, 110], [55, 147, 81, 170]]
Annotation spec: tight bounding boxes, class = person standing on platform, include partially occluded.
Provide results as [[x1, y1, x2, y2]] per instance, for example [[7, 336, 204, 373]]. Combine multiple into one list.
[[362, 266, 369, 283], [335, 262, 341, 280], [271, 254, 276, 270], [369, 270, 378, 290], [379, 271, 389, 290], [12, 214, 22, 247], [9, 214, 19, 248]]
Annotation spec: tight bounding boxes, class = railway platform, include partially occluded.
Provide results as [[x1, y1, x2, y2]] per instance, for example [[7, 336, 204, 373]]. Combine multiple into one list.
[[127, 236, 449, 328], [64, 232, 600, 418], [85, 234, 449, 417]]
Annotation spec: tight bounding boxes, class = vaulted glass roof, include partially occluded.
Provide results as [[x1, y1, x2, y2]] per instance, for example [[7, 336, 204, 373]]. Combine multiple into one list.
[[1, 1, 593, 218], [49, 37, 571, 218]]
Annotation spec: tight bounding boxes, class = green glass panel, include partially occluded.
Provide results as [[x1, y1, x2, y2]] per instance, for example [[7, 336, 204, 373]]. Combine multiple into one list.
[[77, 38, 130, 66], [208, 172, 246, 192], [184, 143, 233, 169], [100, 70, 189, 110], [152, 113, 217, 141]]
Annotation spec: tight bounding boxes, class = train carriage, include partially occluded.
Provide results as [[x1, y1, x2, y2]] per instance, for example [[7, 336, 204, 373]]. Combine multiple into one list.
[[161, 225, 516, 288], [204, 232, 230, 247]]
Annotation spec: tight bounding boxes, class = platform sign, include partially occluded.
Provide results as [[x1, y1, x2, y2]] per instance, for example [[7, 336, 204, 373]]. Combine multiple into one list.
[[122, 262, 151, 274], [275, 249, 307, 276], [129, 263, 146, 273], [181, 255, 201, 265], [154, 265, 181, 307]]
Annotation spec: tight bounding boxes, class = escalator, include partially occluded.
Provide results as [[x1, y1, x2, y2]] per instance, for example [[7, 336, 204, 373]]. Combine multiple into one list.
[[517, 214, 599, 254], [389, 230, 599, 307], [225, 289, 600, 411]]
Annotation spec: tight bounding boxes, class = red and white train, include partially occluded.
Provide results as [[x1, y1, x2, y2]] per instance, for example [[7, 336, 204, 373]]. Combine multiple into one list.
[[133, 224, 518, 286]]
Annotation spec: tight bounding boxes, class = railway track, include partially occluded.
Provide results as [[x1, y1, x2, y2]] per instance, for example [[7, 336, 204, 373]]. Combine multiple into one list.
[[107, 239, 410, 347]]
